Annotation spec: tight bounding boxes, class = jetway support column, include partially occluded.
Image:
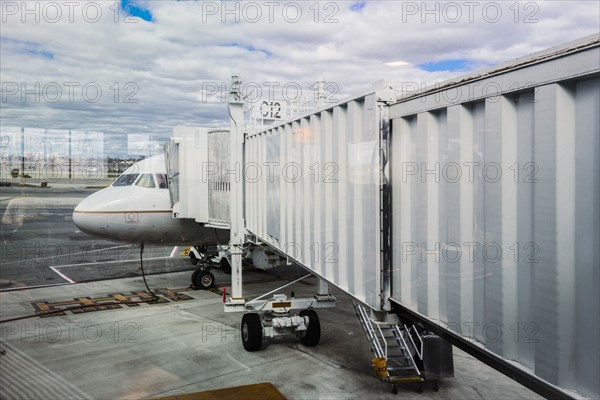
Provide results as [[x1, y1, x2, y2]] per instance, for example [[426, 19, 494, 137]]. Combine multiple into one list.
[[317, 278, 331, 297], [225, 74, 246, 310]]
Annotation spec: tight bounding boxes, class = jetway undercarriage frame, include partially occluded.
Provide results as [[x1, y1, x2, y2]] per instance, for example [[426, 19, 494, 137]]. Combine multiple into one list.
[[224, 236, 336, 351], [224, 76, 335, 350]]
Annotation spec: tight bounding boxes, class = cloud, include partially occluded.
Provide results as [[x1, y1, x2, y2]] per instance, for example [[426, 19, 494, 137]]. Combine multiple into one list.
[[0, 37, 54, 59], [1, 0, 598, 147]]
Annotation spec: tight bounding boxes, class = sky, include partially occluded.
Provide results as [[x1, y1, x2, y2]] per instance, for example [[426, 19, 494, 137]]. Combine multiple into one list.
[[1, 0, 599, 154]]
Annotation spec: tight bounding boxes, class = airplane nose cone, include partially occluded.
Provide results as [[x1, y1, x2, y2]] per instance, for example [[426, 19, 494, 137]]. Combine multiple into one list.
[[73, 205, 97, 236], [72, 190, 109, 236], [72, 202, 87, 229]]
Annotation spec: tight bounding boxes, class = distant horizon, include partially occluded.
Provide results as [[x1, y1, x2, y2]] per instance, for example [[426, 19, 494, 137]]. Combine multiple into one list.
[[0, 125, 170, 160]]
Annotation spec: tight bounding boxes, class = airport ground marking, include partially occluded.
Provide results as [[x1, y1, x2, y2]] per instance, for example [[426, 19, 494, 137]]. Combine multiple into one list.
[[31, 288, 195, 318]]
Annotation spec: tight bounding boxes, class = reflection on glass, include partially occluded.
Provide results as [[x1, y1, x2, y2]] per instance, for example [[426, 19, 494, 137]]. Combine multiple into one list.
[[156, 173, 168, 189], [136, 173, 155, 188], [113, 173, 140, 186]]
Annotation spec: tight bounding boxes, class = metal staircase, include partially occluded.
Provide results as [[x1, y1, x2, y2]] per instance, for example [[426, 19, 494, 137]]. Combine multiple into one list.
[[353, 301, 424, 391]]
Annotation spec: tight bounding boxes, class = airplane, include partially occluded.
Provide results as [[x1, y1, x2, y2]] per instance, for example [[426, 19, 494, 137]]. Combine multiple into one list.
[[72, 153, 230, 289]]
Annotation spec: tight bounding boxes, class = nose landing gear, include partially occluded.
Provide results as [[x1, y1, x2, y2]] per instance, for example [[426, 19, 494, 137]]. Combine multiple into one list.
[[191, 269, 215, 290]]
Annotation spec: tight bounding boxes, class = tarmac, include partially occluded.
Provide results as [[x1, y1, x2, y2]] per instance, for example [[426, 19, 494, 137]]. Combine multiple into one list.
[[0, 266, 543, 400]]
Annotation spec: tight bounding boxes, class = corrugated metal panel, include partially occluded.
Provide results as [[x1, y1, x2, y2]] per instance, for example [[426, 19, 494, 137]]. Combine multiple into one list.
[[207, 129, 230, 227], [164, 137, 180, 207], [245, 92, 392, 310], [165, 125, 210, 223], [389, 41, 599, 398]]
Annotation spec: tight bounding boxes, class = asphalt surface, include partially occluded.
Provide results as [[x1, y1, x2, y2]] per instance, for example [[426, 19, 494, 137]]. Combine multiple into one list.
[[0, 184, 193, 290]]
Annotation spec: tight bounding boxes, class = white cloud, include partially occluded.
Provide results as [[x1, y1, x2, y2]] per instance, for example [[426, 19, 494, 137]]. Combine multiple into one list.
[[1, 0, 598, 141]]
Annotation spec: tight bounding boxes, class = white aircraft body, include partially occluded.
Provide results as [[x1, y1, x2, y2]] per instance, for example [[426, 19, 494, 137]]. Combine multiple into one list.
[[73, 154, 229, 246]]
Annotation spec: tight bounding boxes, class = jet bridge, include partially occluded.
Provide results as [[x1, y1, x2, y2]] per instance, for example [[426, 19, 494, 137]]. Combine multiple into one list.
[[167, 35, 599, 399], [238, 83, 396, 312], [230, 36, 600, 399], [164, 125, 230, 229]]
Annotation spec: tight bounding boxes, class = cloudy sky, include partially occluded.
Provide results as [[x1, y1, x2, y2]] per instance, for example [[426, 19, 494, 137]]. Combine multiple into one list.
[[1, 0, 599, 155]]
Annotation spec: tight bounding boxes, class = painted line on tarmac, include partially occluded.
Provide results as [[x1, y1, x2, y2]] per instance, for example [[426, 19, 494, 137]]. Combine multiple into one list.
[[49, 266, 76, 284], [0, 283, 71, 292], [0, 244, 133, 266], [52, 256, 174, 269]]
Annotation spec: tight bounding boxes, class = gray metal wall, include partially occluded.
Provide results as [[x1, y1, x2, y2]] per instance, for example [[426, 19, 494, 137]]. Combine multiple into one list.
[[244, 92, 391, 310], [389, 36, 599, 398], [165, 126, 210, 223], [207, 129, 230, 227]]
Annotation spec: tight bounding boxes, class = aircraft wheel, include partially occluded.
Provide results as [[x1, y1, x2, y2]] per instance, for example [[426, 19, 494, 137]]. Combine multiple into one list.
[[219, 257, 232, 274], [241, 313, 262, 351], [191, 269, 201, 287], [299, 309, 320, 346], [193, 270, 215, 290]]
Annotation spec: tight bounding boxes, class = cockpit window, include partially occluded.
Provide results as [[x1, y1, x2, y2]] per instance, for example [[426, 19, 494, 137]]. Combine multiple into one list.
[[136, 173, 155, 188], [156, 173, 168, 189], [112, 173, 139, 186]]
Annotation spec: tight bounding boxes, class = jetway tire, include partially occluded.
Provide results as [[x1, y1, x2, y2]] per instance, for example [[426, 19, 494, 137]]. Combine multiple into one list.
[[416, 383, 423, 393], [193, 271, 215, 290], [220, 258, 232, 274], [299, 309, 320, 347], [241, 313, 262, 351], [190, 253, 199, 265]]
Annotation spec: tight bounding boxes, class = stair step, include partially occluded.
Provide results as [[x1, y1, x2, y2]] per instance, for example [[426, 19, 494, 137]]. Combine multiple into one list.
[[389, 376, 424, 383], [388, 361, 412, 366], [387, 364, 412, 369], [389, 358, 412, 363], [353, 301, 424, 381], [387, 366, 417, 371]]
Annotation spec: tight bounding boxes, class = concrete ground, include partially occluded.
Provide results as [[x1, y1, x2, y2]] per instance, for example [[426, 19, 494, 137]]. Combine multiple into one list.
[[0, 266, 543, 400]]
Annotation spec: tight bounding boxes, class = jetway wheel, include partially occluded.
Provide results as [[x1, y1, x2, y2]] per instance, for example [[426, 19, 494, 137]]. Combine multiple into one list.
[[190, 252, 199, 265], [416, 383, 423, 393], [299, 309, 320, 347], [192, 270, 215, 290], [241, 313, 262, 351]]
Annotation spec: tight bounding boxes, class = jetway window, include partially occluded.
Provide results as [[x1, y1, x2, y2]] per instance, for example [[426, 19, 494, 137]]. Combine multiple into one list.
[[156, 173, 168, 189], [113, 173, 140, 186], [136, 173, 156, 188]]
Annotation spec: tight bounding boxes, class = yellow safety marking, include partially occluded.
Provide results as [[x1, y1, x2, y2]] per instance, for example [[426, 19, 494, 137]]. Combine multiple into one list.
[[156, 382, 286, 400], [272, 302, 292, 308], [181, 247, 192, 256]]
